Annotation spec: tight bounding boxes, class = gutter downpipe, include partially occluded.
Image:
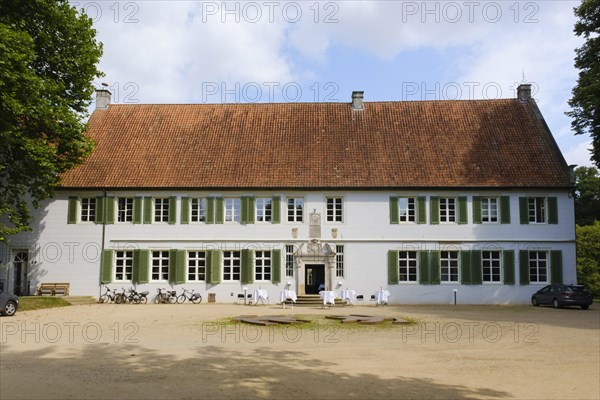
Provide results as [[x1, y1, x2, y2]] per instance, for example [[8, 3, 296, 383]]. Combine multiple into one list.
[[99, 189, 107, 299]]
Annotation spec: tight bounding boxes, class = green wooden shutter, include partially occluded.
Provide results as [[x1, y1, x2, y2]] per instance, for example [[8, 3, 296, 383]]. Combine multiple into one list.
[[547, 197, 558, 224], [207, 250, 221, 284], [417, 196, 427, 224], [241, 249, 254, 284], [132, 249, 141, 284], [270, 197, 280, 224], [500, 196, 511, 224], [519, 197, 529, 224], [241, 197, 249, 224], [138, 250, 150, 284], [249, 197, 256, 223], [503, 250, 515, 285], [519, 250, 530, 285], [105, 197, 115, 224], [133, 197, 143, 224], [206, 197, 215, 224], [168, 196, 177, 225], [472, 196, 482, 224], [271, 249, 281, 284], [418, 251, 430, 284], [471, 250, 482, 285], [430, 251, 441, 284], [388, 250, 399, 284], [95, 196, 104, 224], [430, 197, 439, 224], [143, 197, 153, 224], [389, 197, 399, 224], [215, 198, 224, 224], [550, 250, 563, 284], [67, 196, 78, 224], [458, 196, 468, 224], [168, 249, 178, 283], [176, 249, 186, 284], [461, 250, 472, 284], [100, 250, 113, 284], [180, 197, 190, 224]]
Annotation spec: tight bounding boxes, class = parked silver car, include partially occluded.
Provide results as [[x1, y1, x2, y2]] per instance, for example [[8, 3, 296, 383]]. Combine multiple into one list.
[[0, 291, 19, 316]]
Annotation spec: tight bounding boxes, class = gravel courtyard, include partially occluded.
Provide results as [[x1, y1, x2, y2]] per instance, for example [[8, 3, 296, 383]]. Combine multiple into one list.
[[1, 303, 598, 399]]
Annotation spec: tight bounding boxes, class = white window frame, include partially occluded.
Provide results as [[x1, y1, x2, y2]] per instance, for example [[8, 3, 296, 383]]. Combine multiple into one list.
[[285, 245, 294, 277], [190, 198, 207, 223], [440, 198, 456, 223], [287, 197, 304, 223], [187, 251, 206, 282], [326, 197, 343, 223], [255, 251, 272, 281], [154, 198, 169, 223], [528, 197, 546, 224], [114, 250, 133, 281], [117, 197, 133, 223], [481, 197, 498, 223], [335, 245, 344, 278], [398, 251, 418, 282], [80, 197, 96, 222], [225, 198, 241, 223], [223, 250, 241, 281], [482, 250, 502, 283], [398, 197, 416, 223], [256, 198, 272, 223], [440, 251, 460, 282], [529, 251, 549, 283], [151, 250, 169, 282]]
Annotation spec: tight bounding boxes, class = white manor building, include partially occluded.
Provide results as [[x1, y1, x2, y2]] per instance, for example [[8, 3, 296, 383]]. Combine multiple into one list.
[[0, 85, 576, 304]]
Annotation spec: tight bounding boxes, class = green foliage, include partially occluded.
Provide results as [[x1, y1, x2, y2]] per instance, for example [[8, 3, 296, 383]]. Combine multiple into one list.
[[0, 0, 103, 241], [576, 222, 600, 294], [567, 0, 600, 168], [574, 166, 600, 225]]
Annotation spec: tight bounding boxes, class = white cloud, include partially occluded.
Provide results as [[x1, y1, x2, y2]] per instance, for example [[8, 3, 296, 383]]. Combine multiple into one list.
[[564, 139, 594, 167]]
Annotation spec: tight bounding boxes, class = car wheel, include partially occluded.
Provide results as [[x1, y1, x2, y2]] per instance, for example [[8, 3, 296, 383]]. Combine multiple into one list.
[[581, 305, 589, 310], [3, 301, 17, 316], [553, 298, 560, 309], [531, 297, 539, 306]]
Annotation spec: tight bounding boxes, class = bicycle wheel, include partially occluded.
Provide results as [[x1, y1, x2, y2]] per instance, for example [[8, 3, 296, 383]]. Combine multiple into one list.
[[168, 295, 177, 304], [176, 294, 186, 304], [115, 294, 124, 304], [192, 295, 202, 304], [140, 296, 148, 304]]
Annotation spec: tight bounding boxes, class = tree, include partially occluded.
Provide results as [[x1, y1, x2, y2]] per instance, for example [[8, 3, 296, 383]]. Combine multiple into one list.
[[574, 166, 600, 225], [0, 0, 103, 241], [567, 0, 600, 168], [576, 222, 600, 295]]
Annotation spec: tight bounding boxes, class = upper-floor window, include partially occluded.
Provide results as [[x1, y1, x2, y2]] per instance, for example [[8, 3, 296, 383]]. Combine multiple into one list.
[[255, 251, 272, 281], [151, 250, 169, 281], [440, 251, 459, 282], [528, 197, 546, 223], [81, 198, 96, 222], [529, 251, 548, 283], [118, 198, 133, 222], [398, 251, 418, 282], [440, 198, 456, 223], [287, 197, 304, 223], [335, 245, 344, 277], [285, 245, 294, 277], [225, 198, 241, 223], [187, 251, 206, 281], [399, 197, 416, 222], [223, 250, 241, 280], [482, 251, 501, 282], [481, 198, 498, 223], [154, 198, 169, 223], [191, 198, 207, 223], [114, 251, 133, 281], [256, 198, 272, 223], [326, 197, 343, 222]]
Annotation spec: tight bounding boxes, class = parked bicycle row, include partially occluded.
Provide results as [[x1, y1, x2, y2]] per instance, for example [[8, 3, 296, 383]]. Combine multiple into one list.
[[98, 286, 202, 304]]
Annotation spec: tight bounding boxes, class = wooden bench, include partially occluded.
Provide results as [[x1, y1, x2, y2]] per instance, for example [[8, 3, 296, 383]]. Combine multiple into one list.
[[37, 283, 70, 296]]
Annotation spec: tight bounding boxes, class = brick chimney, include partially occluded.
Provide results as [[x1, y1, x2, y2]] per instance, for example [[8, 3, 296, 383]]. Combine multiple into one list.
[[351, 91, 364, 110], [517, 84, 532, 102], [95, 89, 111, 110]]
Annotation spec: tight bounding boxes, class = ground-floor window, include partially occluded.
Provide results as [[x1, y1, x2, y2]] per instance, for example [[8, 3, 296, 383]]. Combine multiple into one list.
[[223, 250, 241, 280], [529, 251, 548, 283], [335, 245, 344, 277], [285, 245, 294, 277], [398, 251, 418, 282], [151, 251, 169, 281], [482, 251, 501, 282], [440, 251, 459, 282], [115, 251, 133, 281], [187, 251, 206, 281], [255, 251, 271, 281]]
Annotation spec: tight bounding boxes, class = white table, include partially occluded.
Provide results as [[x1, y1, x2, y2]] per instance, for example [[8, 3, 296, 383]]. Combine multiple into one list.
[[280, 290, 297, 309], [319, 290, 336, 307], [340, 289, 356, 305], [375, 289, 390, 305], [252, 289, 269, 305]]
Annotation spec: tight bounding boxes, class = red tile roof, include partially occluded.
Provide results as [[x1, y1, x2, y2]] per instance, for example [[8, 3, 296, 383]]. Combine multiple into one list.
[[59, 99, 572, 189]]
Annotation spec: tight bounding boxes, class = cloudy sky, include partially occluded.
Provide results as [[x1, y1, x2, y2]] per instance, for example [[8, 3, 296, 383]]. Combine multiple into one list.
[[76, 0, 592, 167]]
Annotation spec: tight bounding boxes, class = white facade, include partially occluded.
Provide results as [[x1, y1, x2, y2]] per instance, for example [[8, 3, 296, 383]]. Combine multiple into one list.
[[0, 189, 575, 304]]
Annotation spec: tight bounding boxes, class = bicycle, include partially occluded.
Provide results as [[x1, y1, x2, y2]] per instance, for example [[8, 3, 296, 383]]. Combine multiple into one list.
[[98, 286, 117, 304], [114, 287, 128, 304], [176, 288, 202, 304], [156, 288, 176, 304]]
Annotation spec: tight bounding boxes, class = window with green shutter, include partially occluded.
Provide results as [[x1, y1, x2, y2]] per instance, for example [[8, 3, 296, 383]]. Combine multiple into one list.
[[388, 250, 399, 284], [101, 250, 113, 284], [550, 250, 563, 284], [500, 196, 511, 224], [430, 197, 440, 224], [132, 249, 150, 284], [180, 197, 190, 224], [67, 197, 78, 224], [271, 249, 281, 283], [503, 250, 515, 285], [417, 196, 426, 224], [389, 197, 399, 224]]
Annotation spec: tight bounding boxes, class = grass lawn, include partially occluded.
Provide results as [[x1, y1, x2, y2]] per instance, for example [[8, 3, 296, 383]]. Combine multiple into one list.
[[18, 296, 72, 312]]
